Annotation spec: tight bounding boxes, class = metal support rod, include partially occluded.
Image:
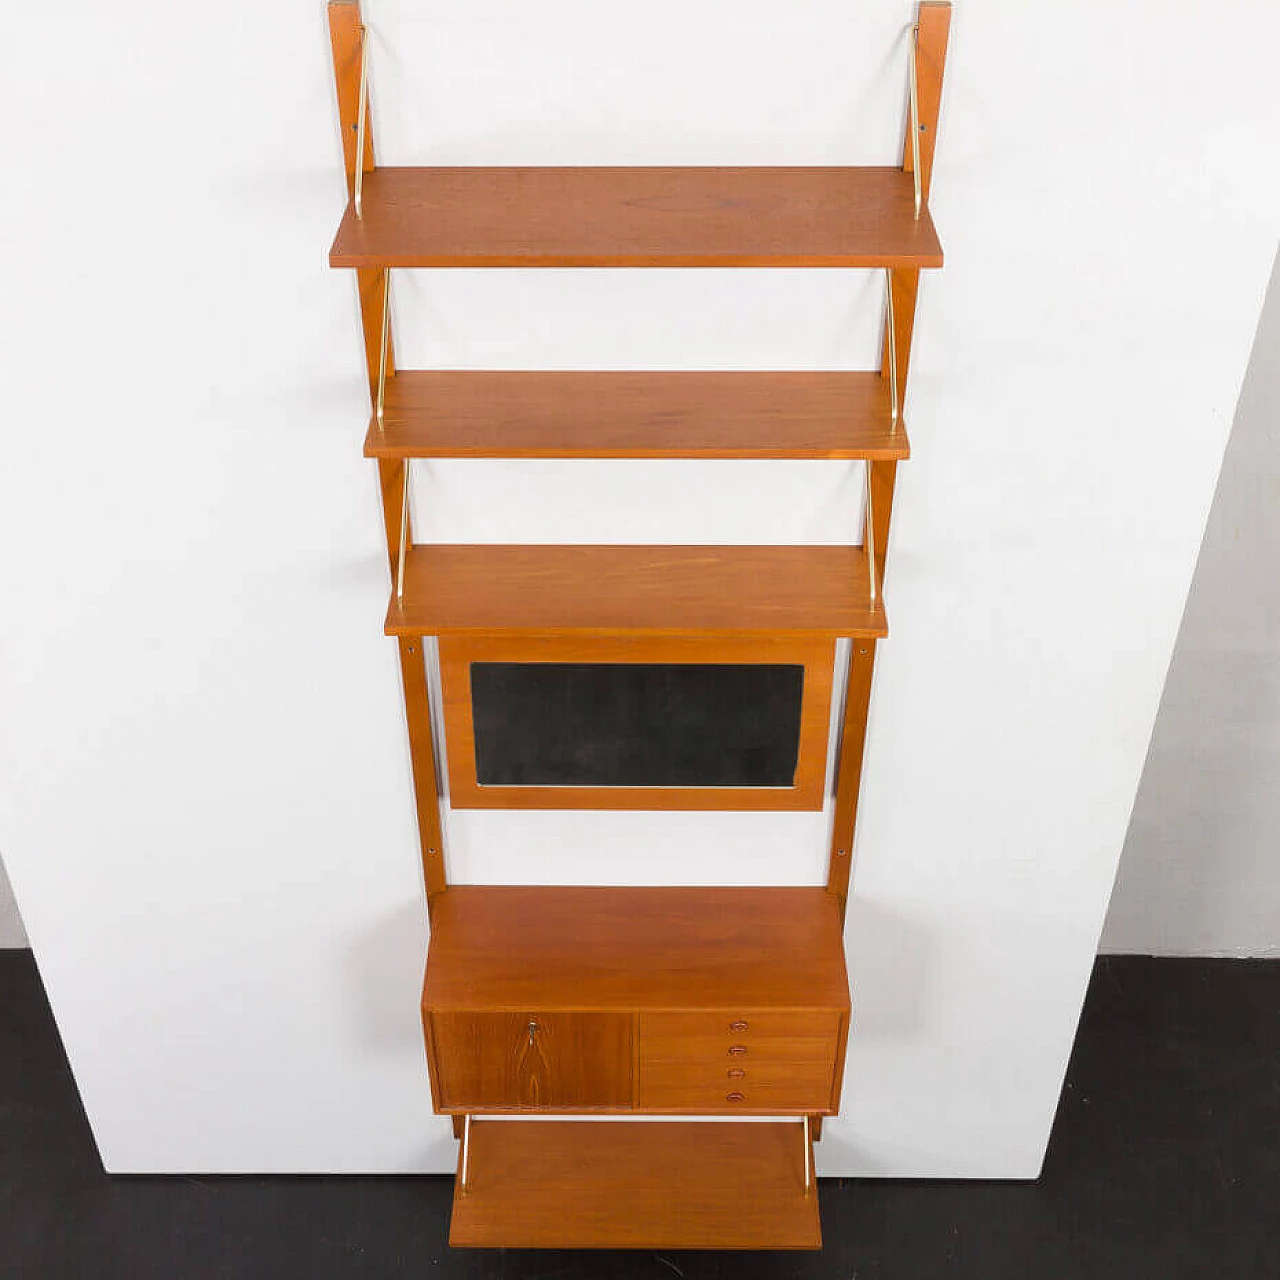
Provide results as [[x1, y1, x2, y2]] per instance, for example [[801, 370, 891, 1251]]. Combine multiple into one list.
[[802, 1116, 811, 1193], [865, 463, 877, 607], [908, 24, 922, 217], [460, 1114, 472, 1191], [354, 27, 369, 217], [376, 268, 390, 429], [885, 268, 900, 430], [396, 462, 411, 600]]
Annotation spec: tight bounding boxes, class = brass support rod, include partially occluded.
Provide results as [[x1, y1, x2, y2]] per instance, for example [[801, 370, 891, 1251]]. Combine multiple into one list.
[[803, 1116, 812, 1193], [354, 28, 369, 217], [885, 268, 900, 429], [396, 462, 410, 600], [376, 268, 390, 429], [865, 463, 877, 607], [460, 1114, 472, 1191], [908, 24, 922, 217]]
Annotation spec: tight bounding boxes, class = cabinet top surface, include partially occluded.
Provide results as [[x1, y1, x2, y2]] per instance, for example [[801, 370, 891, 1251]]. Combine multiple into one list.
[[423, 885, 851, 1012], [330, 167, 943, 269]]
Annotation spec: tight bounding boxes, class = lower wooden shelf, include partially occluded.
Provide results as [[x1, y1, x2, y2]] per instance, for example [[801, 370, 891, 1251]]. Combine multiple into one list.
[[449, 1119, 820, 1250]]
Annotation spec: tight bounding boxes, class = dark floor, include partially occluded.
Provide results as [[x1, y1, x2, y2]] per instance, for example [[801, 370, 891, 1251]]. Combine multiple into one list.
[[2, 953, 1277, 1279]]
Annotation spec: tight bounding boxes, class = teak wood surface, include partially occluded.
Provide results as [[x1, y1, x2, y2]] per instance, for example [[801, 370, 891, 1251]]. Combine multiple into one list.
[[363, 370, 911, 460], [437, 634, 835, 811], [422, 886, 850, 1013], [448, 1120, 820, 1249], [426, 1005, 846, 1117], [385, 545, 887, 639], [431, 1012, 633, 1110], [329, 167, 942, 269], [639, 1009, 843, 1114]]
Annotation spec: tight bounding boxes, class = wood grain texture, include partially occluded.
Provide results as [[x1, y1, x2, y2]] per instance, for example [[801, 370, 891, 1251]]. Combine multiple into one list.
[[825, 640, 878, 912], [907, 4, 952, 204], [639, 1011, 841, 1114], [448, 1119, 820, 1249], [430, 1012, 632, 1110], [326, 2, 373, 195], [362, 371, 910, 460], [422, 886, 851, 1013], [397, 636, 446, 900], [330, 167, 943, 268], [437, 634, 834, 811], [385, 545, 887, 639], [640, 1010, 839, 1057]]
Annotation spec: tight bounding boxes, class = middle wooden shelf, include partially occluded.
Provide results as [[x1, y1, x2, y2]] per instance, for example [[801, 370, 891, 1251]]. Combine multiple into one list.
[[384, 544, 887, 639], [363, 371, 910, 460]]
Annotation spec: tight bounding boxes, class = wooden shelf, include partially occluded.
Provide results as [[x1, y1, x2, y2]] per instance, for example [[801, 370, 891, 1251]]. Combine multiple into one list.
[[385, 544, 887, 639], [423, 886, 849, 1013], [363, 371, 909, 460], [330, 167, 943, 269], [448, 1119, 820, 1249]]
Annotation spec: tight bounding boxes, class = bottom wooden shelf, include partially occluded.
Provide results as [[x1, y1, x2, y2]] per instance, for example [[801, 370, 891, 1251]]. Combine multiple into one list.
[[449, 1119, 820, 1250]]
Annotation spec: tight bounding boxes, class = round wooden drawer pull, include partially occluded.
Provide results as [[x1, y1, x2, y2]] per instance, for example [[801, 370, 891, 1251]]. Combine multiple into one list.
[[727, 1068, 746, 1079], [728, 1045, 748, 1056], [729, 1020, 750, 1032], [726, 1091, 746, 1103]]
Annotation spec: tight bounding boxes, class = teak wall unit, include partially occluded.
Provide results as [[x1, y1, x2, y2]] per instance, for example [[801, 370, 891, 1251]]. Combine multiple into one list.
[[326, 0, 950, 1251]]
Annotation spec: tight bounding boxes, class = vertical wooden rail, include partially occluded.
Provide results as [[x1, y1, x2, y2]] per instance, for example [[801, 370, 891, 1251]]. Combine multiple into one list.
[[827, 2, 950, 916], [328, 1, 448, 912]]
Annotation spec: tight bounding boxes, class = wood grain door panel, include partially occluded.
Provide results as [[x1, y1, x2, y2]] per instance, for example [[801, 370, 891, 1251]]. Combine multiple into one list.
[[432, 1012, 632, 1110]]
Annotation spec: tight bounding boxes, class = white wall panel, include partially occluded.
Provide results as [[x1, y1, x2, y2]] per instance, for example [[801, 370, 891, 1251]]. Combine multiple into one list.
[[0, 0, 1276, 1173]]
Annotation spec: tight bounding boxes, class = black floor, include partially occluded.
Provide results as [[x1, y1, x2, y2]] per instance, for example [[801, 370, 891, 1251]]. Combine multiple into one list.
[[3, 952, 1277, 1279]]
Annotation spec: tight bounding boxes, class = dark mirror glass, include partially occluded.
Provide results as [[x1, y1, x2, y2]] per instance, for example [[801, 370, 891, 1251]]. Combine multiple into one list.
[[471, 663, 805, 789]]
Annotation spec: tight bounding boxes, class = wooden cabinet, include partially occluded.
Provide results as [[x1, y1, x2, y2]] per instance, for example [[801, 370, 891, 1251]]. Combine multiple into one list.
[[429, 1012, 631, 1110], [422, 886, 850, 1118]]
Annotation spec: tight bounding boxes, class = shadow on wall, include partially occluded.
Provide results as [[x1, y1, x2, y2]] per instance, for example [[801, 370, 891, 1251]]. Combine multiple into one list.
[[843, 893, 935, 1043], [825, 895, 938, 1176], [1102, 247, 1280, 959], [341, 899, 430, 1054], [0, 854, 27, 948]]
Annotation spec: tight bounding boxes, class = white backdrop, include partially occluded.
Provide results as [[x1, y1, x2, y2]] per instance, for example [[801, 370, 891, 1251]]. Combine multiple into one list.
[[1, 0, 1276, 1175], [1101, 251, 1280, 958]]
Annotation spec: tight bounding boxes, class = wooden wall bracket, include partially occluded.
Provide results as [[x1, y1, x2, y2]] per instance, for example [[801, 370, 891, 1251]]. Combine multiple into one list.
[[826, 3, 951, 920], [327, 3, 447, 915]]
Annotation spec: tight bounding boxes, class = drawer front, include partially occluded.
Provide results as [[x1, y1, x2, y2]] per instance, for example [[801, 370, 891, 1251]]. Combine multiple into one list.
[[430, 1012, 632, 1111], [639, 1011, 841, 1112]]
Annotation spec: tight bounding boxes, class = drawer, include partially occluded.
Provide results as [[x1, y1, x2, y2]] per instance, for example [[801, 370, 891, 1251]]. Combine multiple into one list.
[[429, 1011, 632, 1111], [638, 1011, 841, 1112]]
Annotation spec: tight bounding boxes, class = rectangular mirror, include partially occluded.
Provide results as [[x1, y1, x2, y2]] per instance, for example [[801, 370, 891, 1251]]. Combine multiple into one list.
[[438, 636, 835, 810]]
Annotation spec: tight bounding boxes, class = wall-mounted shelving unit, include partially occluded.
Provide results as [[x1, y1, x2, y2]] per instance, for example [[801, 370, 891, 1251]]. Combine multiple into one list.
[[327, 0, 949, 1250]]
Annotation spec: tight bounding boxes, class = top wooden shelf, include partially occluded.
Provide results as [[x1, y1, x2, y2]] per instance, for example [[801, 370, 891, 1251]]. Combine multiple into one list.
[[329, 167, 944, 269]]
